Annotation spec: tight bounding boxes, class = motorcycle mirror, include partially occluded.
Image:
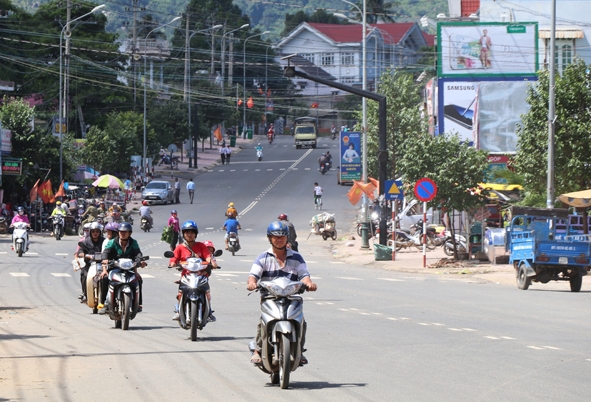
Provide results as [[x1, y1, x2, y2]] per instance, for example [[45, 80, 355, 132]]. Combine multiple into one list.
[[164, 251, 174, 258], [214, 249, 223, 257]]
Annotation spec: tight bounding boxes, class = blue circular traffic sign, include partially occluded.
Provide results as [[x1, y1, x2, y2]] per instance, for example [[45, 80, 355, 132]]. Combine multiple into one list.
[[414, 178, 438, 202]]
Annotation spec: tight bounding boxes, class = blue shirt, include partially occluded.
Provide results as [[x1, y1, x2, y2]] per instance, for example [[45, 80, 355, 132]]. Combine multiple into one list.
[[224, 219, 240, 234], [186, 181, 195, 191]]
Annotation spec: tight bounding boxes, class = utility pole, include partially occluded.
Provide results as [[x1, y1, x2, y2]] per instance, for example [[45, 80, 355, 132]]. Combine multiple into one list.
[[184, 14, 189, 101], [228, 33, 234, 85], [132, 0, 138, 107], [211, 31, 215, 76], [63, 0, 71, 136]]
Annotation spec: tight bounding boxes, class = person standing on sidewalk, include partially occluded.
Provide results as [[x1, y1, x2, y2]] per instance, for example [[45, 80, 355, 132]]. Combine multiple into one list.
[[167, 210, 180, 251], [219, 143, 226, 165], [186, 178, 196, 204], [174, 177, 181, 204]]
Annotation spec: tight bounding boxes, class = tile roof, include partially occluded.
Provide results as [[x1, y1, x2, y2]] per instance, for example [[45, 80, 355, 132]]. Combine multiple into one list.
[[307, 22, 422, 45]]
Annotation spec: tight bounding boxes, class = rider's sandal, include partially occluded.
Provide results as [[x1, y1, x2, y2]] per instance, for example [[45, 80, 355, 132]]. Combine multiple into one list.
[[250, 353, 262, 365], [300, 355, 308, 365]]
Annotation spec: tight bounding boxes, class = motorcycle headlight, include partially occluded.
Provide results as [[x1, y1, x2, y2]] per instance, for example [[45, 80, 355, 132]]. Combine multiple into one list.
[[185, 257, 204, 272], [371, 212, 379, 220], [117, 259, 134, 270], [260, 281, 303, 297]]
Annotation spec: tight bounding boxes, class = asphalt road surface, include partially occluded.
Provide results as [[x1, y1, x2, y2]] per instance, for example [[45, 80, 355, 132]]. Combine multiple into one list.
[[1, 136, 591, 401]]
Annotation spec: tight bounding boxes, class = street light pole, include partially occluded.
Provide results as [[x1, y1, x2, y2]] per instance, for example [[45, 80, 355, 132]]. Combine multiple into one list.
[[265, 43, 274, 129], [187, 24, 222, 168], [243, 31, 269, 136], [143, 16, 181, 178], [59, 4, 105, 183]]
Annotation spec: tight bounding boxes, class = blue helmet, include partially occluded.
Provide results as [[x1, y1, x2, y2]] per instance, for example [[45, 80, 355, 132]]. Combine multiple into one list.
[[267, 221, 289, 237], [181, 220, 198, 234], [119, 222, 133, 232]]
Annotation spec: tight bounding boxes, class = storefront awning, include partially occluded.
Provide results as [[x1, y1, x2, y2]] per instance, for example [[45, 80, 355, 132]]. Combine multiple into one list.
[[539, 28, 584, 39]]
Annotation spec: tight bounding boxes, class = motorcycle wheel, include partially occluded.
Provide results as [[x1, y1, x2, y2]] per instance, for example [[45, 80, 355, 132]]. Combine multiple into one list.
[[322, 233, 328, 240], [232, 248, 235, 256], [78, 225, 84, 237], [443, 244, 454, 256], [122, 293, 131, 330], [17, 243, 23, 257], [171, 161, 178, 169], [394, 233, 405, 252], [279, 333, 291, 389], [356, 224, 362, 237], [332, 230, 337, 240], [258, 157, 262, 161], [321, 169, 326, 175], [270, 372, 280, 385], [190, 300, 199, 341], [425, 236, 437, 251]]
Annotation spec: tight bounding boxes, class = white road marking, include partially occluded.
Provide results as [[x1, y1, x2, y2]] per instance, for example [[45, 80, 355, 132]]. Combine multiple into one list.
[[448, 328, 462, 331], [587, 359, 591, 362], [418, 323, 430, 326], [0, 252, 6, 254], [304, 168, 311, 170], [372, 313, 382, 315], [150, 256, 162, 259], [51, 273, 71, 277], [377, 278, 405, 282], [243, 169, 248, 171], [338, 308, 350, 312], [330, 261, 345, 264], [292, 168, 298, 170], [230, 170, 236, 172], [336, 276, 363, 280], [325, 302, 334, 305], [219, 170, 225, 172], [207, 170, 213, 173], [348, 308, 360, 311], [206, 227, 214, 230], [220, 271, 250, 274], [461, 328, 477, 331], [240, 260, 252, 262], [216, 273, 238, 277], [28, 252, 38, 255], [484, 336, 499, 340], [399, 317, 411, 320], [55, 253, 69, 256], [527, 346, 545, 350], [245, 228, 253, 231], [432, 323, 445, 326], [10, 273, 29, 277], [500, 336, 515, 340], [360, 312, 371, 315], [267, 169, 273, 171], [280, 168, 286, 170], [306, 261, 318, 263], [543, 346, 563, 350], [387, 317, 398, 321], [255, 169, 260, 171], [142, 274, 155, 278]]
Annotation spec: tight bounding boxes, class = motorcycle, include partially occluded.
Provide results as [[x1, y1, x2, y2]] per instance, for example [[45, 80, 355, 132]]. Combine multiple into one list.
[[164, 249, 223, 341], [159, 154, 179, 169], [331, 129, 337, 140], [356, 211, 379, 238], [11, 222, 29, 257], [256, 147, 263, 161], [140, 216, 153, 232], [228, 232, 240, 256], [122, 211, 134, 225], [73, 208, 83, 235], [319, 162, 328, 175], [104, 256, 149, 330], [391, 220, 436, 251], [249, 277, 308, 389], [85, 252, 105, 314], [268, 134, 274, 144], [0, 216, 8, 234], [443, 231, 468, 256], [52, 214, 65, 240]]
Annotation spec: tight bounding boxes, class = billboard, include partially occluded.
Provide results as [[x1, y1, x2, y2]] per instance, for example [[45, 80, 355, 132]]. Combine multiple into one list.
[[438, 81, 477, 144], [438, 22, 538, 77], [339, 131, 362, 182]]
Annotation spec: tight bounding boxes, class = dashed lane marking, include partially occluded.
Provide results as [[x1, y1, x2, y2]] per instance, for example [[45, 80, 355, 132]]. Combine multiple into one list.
[[55, 253, 69, 256], [304, 168, 311, 170], [378, 278, 405, 282], [267, 169, 273, 171], [484, 336, 499, 340], [543, 346, 563, 350], [28, 252, 38, 255], [360, 312, 371, 315], [0, 252, 6, 254], [432, 323, 445, 326], [216, 273, 238, 277], [387, 317, 398, 321], [245, 228, 253, 231], [500, 336, 515, 339], [142, 274, 155, 278], [448, 328, 462, 331], [51, 273, 71, 277], [10, 273, 29, 277], [307, 261, 318, 263], [280, 168, 286, 170], [150, 256, 162, 259], [219, 170, 225, 172], [240, 260, 252, 262], [336, 276, 364, 280], [418, 323, 430, 326], [230, 170, 236, 172], [219, 271, 250, 274], [462, 328, 477, 331], [206, 227, 214, 230], [527, 346, 545, 350], [255, 169, 261, 171], [330, 262, 345, 264]]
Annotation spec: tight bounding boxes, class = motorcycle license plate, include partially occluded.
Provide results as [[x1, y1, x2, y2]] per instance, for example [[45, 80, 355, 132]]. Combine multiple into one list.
[[558, 257, 568, 264]]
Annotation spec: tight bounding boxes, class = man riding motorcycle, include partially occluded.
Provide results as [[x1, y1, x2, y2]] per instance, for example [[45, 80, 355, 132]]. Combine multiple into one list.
[[247, 221, 317, 365], [168, 221, 218, 321], [76, 222, 104, 303], [139, 201, 153, 227], [99, 222, 145, 314], [318, 153, 328, 171], [324, 151, 333, 170], [81, 200, 99, 225], [10, 206, 30, 250], [223, 215, 241, 250]]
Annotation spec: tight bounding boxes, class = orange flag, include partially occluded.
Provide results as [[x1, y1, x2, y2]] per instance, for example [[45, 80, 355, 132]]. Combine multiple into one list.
[[358, 181, 376, 199], [238, 99, 243, 106], [51, 181, 66, 203], [213, 126, 222, 141], [347, 181, 363, 205], [29, 179, 40, 202], [369, 177, 379, 189], [247, 97, 254, 109], [39, 180, 54, 204], [311, 102, 319, 108]]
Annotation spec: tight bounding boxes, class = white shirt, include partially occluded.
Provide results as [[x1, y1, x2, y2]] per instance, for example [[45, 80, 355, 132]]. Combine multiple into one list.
[[314, 186, 323, 196], [174, 181, 180, 190], [186, 181, 195, 191]]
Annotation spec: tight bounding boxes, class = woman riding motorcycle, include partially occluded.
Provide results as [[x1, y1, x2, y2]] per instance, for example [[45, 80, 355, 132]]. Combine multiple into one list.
[[168, 221, 219, 321]]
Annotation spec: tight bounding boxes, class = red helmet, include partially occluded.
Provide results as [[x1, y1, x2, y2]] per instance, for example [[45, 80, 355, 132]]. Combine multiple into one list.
[[278, 213, 288, 221], [142, 200, 149, 206], [203, 240, 215, 249]]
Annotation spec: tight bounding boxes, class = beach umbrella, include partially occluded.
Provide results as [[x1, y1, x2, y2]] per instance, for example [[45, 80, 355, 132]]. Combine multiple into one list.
[[92, 174, 124, 189]]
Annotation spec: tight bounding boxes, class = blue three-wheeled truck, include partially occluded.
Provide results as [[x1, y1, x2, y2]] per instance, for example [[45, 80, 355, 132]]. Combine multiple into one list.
[[508, 206, 591, 291]]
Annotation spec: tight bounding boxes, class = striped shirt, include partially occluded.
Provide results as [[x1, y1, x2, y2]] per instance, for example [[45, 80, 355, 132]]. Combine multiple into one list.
[[249, 248, 310, 284]]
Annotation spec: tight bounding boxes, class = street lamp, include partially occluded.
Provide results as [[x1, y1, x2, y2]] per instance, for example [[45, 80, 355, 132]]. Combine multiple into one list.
[[265, 43, 275, 130], [187, 24, 223, 168], [336, 0, 370, 249], [59, 4, 105, 183], [243, 31, 270, 136], [143, 16, 181, 178]]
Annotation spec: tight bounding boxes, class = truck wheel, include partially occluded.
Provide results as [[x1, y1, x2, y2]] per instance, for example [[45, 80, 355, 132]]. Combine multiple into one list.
[[517, 264, 531, 290], [570, 272, 582, 292]]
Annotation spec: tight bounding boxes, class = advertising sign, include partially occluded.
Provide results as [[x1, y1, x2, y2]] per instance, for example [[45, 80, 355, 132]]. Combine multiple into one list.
[[0, 128, 11, 155], [438, 22, 538, 77], [339, 131, 362, 182], [53, 116, 66, 136], [438, 80, 477, 144], [1, 158, 22, 176]]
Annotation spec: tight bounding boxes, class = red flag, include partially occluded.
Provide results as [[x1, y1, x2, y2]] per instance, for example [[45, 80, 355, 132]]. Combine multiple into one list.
[[38, 180, 54, 204], [311, 102, 319, 108], [347, 181, 363, 205], [247, 97, 254, 109], [267, 89, 271, 97], [29, 179, 40, 202], [50, 181, 66, 203], [213, 126, 222, 141], [238, 99, 243, 106]]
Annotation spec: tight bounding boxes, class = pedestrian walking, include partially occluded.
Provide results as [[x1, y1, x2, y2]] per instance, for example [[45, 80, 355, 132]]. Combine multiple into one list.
[[219, 143, 226, 165], [167, 209, 180, 251], [224, 145, 232, 164], [186, 178, 195, 204], [174, 177, 180, 204]]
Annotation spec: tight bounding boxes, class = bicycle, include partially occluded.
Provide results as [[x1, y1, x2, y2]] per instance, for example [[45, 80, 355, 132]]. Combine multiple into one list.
[[314, 195, 322, 210]]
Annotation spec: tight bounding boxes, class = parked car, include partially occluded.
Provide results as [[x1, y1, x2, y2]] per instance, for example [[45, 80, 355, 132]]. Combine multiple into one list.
[[141, 181, 174, 204]]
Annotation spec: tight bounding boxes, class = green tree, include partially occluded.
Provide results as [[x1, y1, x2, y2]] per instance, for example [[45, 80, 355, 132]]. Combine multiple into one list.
[[282, 9, 343, 36], [515, 58, 591, 203], [148, 100, 189, 147], [351, 0, 399, 23]]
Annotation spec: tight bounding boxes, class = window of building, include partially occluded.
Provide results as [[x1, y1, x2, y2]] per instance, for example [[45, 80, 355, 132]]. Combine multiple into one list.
[[554, 42, 573, 74], [341, 53, 354, 66], [341, 76, 355, 84], [299, 53, 315, 63], [321, 53, 335, 66]]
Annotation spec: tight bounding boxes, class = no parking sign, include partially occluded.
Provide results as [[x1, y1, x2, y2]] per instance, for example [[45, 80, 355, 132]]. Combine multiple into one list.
[[414, 178, 438, 202]]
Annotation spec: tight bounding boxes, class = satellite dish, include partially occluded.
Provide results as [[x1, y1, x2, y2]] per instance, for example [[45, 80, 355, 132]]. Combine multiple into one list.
[[167, 144, 178, 153]]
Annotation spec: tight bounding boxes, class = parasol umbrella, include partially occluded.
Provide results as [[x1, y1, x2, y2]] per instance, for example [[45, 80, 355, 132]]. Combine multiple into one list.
[[92, 174, 124, 189], [558, 189, 591, 208]]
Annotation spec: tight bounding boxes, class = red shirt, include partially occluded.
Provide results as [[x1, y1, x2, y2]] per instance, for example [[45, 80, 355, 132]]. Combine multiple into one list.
[[169, 242, 211, 266]]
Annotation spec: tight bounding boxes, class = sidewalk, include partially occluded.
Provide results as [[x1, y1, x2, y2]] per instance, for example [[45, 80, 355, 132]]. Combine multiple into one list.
[[329, 228, 517, 286], [153, 135, 258, 181]]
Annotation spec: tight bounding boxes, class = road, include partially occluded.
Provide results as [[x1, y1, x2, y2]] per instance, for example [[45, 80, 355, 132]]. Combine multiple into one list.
[[1, 135, 591, 401]]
